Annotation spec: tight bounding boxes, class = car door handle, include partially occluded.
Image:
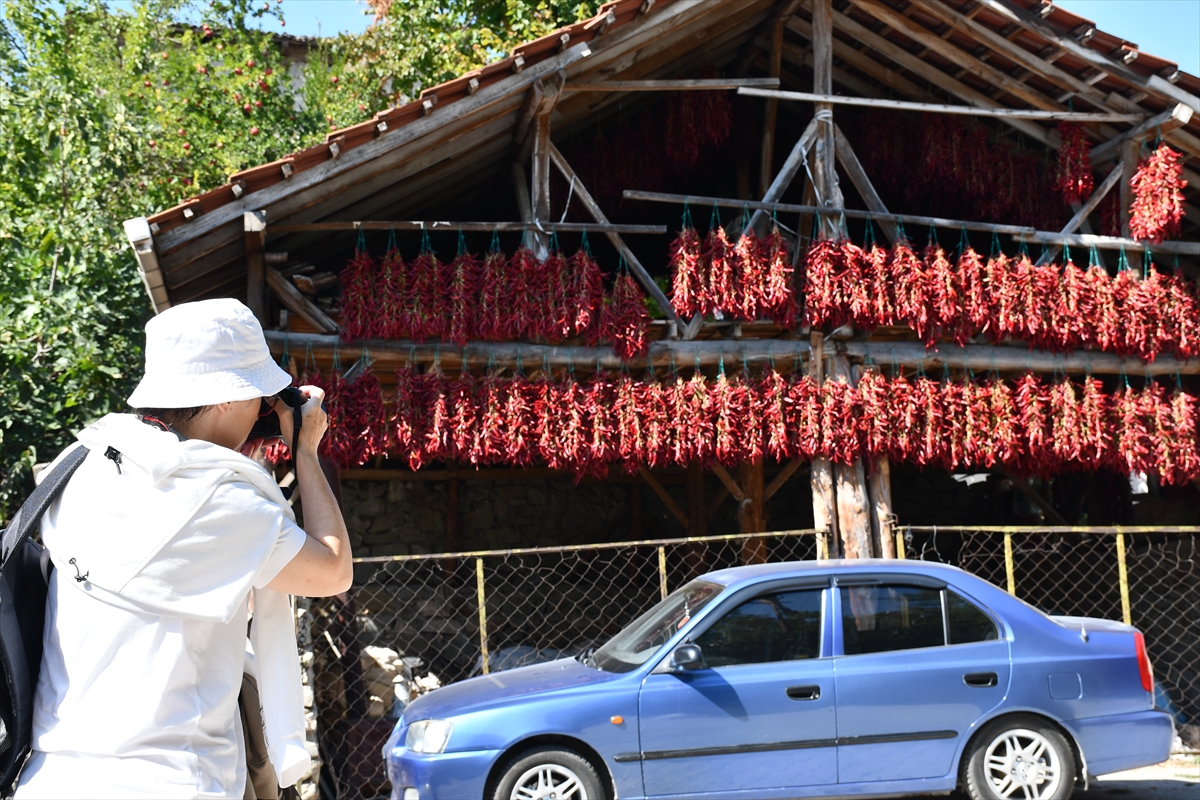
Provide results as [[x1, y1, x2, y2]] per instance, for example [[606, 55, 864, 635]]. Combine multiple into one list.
[[964, 672, 998, 688], [786, 685, 821, 701]]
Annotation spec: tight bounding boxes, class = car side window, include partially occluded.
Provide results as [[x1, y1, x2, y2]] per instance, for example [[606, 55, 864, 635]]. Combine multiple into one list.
[[947, 590, 999, 644], [840, 584, 944, 655], [695, 589, 823, 667]]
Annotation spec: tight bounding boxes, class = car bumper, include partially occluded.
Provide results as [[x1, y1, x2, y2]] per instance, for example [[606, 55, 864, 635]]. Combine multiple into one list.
[[1065, 708, 1174, 777], [386, 747, 502, 800]]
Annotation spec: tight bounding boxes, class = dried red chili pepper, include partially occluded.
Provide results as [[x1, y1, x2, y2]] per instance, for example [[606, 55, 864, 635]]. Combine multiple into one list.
[[800, 239, 842, 328], [1054, 122, 1094, 206], [923, 241, 958, 346], [1129, 143, 1187, 243], [407, 249, 446, 344], [600, 270, 650, 361], [338, 248, 376, 343], [570, 245, 607, 343], [670, 225, 705, 319], [704, 225, 735, 317], [377, 246, 407, 340], [476, 248, 509, 342], [761, 225, 797, 328], [445, 250, 481, 346]]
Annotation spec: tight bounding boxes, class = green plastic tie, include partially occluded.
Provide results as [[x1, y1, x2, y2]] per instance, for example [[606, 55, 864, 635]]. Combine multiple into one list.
[[490, 226, 501, 254], [356, 228, 367, 255], [457, 228, 467, 256], [710, 201, 721, 233], [386, 226, 397, 253], [990, 229, 1001, 257], [957, 225, 969, 257], [419, 228, 432, 255], [580, 228, 592, 256], [681, 200, 693, 231]]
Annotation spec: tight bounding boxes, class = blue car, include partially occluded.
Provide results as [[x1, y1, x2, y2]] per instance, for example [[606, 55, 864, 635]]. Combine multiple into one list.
[[383, 560, 1171, 800]]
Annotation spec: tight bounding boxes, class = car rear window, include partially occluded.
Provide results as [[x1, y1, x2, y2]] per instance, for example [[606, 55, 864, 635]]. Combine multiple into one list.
[[948, 590, 999, 644], [841, 585, 944, 655]]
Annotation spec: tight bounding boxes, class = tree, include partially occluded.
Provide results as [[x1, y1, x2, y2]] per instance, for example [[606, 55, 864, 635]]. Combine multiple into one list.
[[0, 0, 600, 520]]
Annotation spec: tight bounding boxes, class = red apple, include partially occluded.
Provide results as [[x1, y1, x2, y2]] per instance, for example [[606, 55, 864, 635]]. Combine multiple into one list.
[[250, 126, 260, 135]]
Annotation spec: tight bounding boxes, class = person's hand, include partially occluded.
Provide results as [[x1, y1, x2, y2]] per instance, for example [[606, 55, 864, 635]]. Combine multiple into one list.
[[270, 385, 327, 456]]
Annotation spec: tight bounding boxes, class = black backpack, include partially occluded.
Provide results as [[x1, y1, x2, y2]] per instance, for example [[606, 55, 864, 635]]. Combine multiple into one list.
[[0, 445, 88, 795]]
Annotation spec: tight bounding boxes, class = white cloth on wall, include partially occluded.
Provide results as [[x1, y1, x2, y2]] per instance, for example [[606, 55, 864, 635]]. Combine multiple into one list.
[[14, 414, 310, 799]]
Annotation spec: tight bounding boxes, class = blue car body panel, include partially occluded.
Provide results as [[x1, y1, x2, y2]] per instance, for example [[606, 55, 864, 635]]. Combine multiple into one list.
[[384, 560, 1171, 800]]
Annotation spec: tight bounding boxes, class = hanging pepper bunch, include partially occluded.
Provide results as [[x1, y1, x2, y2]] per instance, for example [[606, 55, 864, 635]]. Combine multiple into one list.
[[320, 361, 1200, 487], [796, 238, 1200, 361], [1129, 143, 1188, 243], [1055, 122, 1095, 205], [338, 246, 377, 342], [599, 264, 650, 361], [445, 245, 481, 347]]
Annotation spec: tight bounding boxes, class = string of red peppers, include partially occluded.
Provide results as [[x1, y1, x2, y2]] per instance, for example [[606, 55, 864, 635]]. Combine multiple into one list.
[[316, 362, 1200, 486], [1129, 143, 1188, 243], [339, 240, 644, 356], [799, 236, 1200, 361]]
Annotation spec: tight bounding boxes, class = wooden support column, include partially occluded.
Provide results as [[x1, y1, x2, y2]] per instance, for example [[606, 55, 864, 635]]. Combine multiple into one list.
[[244, 211, 267, 324], [1119, 139, 1142, 271], [809, 333, 837, 556], [811, 0, 841, 240], [1036, 162, 1123, 266], [529, 114, 552, 260], [738, 460, 768, 564], [833, 356, 872, 558], [759, 15, 786, 197], [832, 125, 897, 244], [685, 463, 709, 578], [868, 458, 896, 558]]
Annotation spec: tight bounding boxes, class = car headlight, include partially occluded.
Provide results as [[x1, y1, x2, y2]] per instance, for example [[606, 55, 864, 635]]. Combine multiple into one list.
[[404, 719, 452, 754]]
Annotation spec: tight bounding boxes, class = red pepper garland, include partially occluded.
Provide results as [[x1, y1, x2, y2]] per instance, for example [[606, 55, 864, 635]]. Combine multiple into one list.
[[1054, 122, 1094, 206], [475, 244, 509, 343], [669, 222, 705, 318], [407, 235, 445, 343], [338, 244, 376, 343], [570, 241, 607, 345], [1129, 143, 1187, 243], [600, 262, 650, 361], [378, 245, 407, 339], [445, 243, 481, 347]]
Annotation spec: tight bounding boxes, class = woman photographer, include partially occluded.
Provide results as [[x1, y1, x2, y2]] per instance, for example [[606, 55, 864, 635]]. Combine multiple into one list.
[[16, 299, 352, 799]]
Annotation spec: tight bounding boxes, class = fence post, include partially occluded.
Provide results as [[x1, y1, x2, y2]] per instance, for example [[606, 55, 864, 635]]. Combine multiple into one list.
[[895, 529, 906, 559], [475, 557, 490, 675], [817, 528, 829, 560], [1004, 532, 1016, 596], [657, 546, 668, 600], [1115, 532, 1132, 625]]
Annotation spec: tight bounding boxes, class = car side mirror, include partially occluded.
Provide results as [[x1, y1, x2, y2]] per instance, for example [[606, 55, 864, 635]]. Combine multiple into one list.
[[669, 643, 705, 672]]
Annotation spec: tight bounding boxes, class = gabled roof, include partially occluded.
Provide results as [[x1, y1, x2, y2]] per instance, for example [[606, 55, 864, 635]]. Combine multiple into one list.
[[129, 0, 1199, 312]]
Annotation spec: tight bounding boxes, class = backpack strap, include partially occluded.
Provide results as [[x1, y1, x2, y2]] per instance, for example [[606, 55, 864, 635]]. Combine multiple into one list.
[[1, 446, 90, 568]]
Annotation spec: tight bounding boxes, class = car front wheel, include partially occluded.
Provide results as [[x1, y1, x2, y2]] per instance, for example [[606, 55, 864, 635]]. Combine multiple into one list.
[[965, 716, 1076, 800], [492, 745, 605, 800]]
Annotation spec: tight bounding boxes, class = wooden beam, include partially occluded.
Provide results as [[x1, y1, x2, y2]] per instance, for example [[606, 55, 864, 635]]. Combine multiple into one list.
[[560, 77, 782, 91], [268, 220, 667, 234], [810, 332, 836, 554], [739, 460, 768, 563], [265, 267, 338, 334], [547, 142, 680, 326], [1016, 231, 1200, 257], [710, 464, 747, 504], [764, 458, 806, 502], [760, 14, 786, 197], [530, 113, 553, 259], [123, 217, 170, 312], [1034, 162, 1123, 266], [832, 125, 897, 244], [815, 8, 1053, 146], [1090, 103, 1195, 162], [833, 355, 872, 558], [812, 0, 840, 240], [265, 332, 1200, 376], [976, 0, 1200, 112], [244, 211, 267, 323], [639, 467, 689, 529], [868, 458, 895, 558], [625, 189, 1037, 235], [737, 87, 1145, 122], [741, 115, 820, 239]]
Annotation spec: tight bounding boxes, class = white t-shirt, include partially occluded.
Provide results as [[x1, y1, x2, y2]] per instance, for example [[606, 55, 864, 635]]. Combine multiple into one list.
[[15, 451, 306, 799]]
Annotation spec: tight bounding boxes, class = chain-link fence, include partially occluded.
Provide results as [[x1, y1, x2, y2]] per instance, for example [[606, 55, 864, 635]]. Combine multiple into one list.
[[903, 526, 1200, 745], [310, 528, 824, 799]]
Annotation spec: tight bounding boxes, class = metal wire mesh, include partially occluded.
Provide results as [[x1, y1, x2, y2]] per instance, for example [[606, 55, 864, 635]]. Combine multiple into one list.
[[904, 526, 1200, 741], [311, 529, 821, 799]]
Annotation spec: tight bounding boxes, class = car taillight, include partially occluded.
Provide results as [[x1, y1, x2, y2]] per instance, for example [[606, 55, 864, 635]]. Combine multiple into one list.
[[1134, 631, 1153, 693]]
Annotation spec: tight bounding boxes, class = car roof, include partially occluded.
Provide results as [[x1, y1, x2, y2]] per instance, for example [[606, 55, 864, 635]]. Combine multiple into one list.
[[701, 559, 971, 589]]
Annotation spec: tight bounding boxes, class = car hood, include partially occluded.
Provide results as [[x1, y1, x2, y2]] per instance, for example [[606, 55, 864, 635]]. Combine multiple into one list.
[[402, 657, 621, 721]]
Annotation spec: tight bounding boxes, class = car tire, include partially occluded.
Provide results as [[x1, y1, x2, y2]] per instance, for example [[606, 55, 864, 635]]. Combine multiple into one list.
[[964, 715, 1077, 800], [492, 745, 605, 800]]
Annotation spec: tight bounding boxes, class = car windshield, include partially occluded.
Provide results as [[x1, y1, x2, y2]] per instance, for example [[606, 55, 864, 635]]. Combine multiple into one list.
[[590, 580, 724, 673]]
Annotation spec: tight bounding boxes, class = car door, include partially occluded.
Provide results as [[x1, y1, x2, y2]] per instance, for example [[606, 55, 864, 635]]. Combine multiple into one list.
[[637, 583, 838, 797], [833, 577, 1011, 785]]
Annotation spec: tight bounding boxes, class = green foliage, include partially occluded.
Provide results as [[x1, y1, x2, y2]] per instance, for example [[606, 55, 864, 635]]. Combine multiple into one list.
[[0, 0, 601, 520]]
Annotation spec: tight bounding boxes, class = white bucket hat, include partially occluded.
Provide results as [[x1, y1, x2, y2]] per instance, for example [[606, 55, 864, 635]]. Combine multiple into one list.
[[127, 299, 292, 408]]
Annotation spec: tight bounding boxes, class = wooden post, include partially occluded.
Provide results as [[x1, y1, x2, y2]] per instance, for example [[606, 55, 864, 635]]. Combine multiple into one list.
[[530, 114, 552, 259], [244, 211, 267, 324], [868, 457, 895, 558], [1120, 138, 1142, 272], [809, 333, 837, 554], [759, 16, 785, 197], [685, 463, 708, 577], [811, 0, 842, 240], [738, 460, 768, 564], [834, 356, 872, 558]]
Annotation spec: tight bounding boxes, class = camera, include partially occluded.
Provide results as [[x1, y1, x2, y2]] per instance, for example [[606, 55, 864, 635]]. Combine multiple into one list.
[[249, 386, 307, 439]]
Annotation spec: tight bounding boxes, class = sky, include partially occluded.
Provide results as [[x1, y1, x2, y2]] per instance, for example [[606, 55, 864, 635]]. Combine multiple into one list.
[[259, 0, 1199, 75]]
